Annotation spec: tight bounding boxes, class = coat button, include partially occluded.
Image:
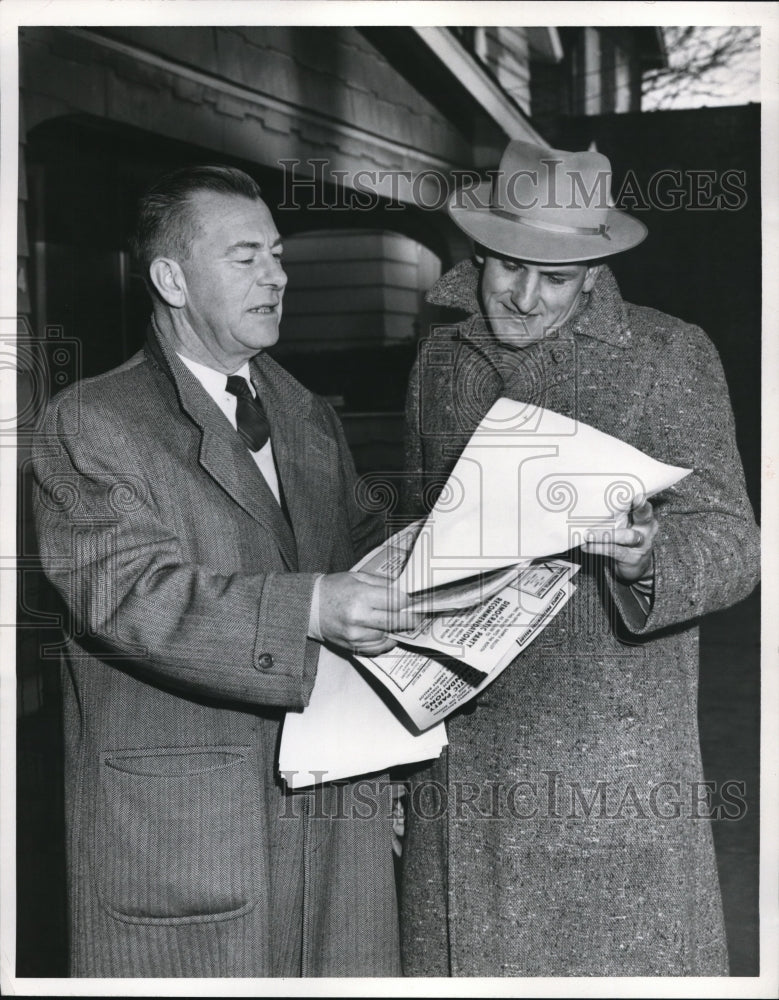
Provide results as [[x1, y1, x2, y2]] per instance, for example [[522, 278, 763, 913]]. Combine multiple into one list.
[[550, 347, 566, 364], [256, 653, 274, 671]]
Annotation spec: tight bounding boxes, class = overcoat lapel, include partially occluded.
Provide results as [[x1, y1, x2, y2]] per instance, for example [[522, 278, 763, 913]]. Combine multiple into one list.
[[144, 326, 299, 570], [249, 353, 340, 574], [198, 427, 299, 570]]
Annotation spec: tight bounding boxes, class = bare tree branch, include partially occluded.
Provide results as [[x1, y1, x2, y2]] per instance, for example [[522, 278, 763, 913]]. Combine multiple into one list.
[[642, 26, 760, 110]]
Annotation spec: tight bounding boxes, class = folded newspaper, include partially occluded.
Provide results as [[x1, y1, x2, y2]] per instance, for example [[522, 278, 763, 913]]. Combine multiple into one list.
[[353, 527, 579, 731], [279, 398, 691, 785]]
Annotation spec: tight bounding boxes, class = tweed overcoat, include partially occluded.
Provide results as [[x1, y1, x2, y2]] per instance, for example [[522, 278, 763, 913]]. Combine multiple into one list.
[[32, 325, 400, 978], [399, 262, 759, 977]]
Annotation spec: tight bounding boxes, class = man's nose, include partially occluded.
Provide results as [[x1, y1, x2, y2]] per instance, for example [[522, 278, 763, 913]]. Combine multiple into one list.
[[259, 255, 288, 289], [510, 271, 538, 312]]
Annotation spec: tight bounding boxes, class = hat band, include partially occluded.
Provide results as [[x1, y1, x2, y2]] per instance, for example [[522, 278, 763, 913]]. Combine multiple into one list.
[[491, 208, 611, 241]]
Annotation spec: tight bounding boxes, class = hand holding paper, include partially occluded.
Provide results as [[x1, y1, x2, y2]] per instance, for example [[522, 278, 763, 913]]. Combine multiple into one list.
[[317, 570, 422, 655], [582, 494, 660, 581]]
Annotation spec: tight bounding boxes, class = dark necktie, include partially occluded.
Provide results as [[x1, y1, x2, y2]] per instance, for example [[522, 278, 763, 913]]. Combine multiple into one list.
[[225, 375, 270, 452]]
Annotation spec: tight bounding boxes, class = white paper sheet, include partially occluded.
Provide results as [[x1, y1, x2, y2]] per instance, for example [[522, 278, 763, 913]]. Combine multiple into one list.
[[399, 398, 691, 591], [278, 645, 447, 789]]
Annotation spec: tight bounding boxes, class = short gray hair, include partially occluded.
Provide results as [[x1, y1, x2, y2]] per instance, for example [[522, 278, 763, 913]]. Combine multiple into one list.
[[131, 165, 263, 275]]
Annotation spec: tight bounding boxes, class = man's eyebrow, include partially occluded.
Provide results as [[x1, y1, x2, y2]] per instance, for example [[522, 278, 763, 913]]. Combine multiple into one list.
[[224, 238, 283, 253]]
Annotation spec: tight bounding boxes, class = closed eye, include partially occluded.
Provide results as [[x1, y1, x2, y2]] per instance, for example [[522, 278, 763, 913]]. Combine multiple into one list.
[[543, 270, 579, 285]]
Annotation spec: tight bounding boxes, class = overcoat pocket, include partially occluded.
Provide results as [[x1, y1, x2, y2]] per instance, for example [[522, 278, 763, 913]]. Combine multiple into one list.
[[94, 746, 260, 924]]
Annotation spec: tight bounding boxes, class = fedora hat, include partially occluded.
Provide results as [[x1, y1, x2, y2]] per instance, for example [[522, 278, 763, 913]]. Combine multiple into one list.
[[449, 140, 647, 263]]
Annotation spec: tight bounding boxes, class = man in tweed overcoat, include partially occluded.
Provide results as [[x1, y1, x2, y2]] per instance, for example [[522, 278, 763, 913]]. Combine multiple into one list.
[[32, 166, 408, 977], [400, 141, 760, 976]]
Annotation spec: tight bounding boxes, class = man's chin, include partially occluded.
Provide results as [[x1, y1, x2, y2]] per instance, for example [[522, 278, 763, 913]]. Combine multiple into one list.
[[247, 323, 281, 352]]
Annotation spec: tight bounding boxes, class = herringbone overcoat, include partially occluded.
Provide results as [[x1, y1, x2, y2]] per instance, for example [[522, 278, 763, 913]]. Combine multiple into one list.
[[32, 325, 400, 977]]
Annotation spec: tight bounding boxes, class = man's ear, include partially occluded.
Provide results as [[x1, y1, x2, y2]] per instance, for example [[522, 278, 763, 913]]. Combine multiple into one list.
[[582, 264, 602, 293], [148, 258, 187, 308]]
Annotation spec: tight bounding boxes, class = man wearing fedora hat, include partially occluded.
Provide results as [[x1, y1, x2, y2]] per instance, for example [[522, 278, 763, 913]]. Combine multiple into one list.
[[399, 141, 759, 976]]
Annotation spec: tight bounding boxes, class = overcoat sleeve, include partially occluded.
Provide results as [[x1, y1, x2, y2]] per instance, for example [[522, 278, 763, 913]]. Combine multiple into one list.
[[32, 390, 327, 710], [608, 321, 760, 634]]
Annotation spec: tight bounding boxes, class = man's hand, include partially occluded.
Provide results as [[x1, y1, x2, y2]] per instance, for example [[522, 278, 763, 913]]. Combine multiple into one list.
[[581, 496, 658, 583], [318, 571, 422, 655]]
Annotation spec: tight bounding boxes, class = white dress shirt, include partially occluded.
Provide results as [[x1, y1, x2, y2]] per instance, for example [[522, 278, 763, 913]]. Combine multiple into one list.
[[177, 354, 281, 504]]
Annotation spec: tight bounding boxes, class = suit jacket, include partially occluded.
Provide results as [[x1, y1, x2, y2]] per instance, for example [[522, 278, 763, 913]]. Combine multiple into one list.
[[32, 324, 400, 977]]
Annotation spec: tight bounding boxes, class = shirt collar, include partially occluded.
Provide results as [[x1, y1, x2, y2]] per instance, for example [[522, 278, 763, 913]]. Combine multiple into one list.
[[176, 353, 253, 396]]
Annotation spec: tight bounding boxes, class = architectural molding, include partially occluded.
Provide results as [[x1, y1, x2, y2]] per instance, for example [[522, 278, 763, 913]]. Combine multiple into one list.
[[411, 26, 546, 144]]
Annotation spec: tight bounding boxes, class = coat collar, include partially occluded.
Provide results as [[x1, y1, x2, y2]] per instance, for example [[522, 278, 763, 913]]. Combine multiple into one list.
[[144, 318, 315, 428], [143, 320, 334, 572], [426, 258, 633, 349]]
